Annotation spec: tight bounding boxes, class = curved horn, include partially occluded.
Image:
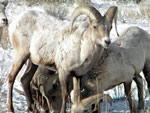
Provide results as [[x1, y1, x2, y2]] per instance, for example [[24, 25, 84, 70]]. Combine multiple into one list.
[[70, 5, 102, 30], [105, 6, 119, 36]]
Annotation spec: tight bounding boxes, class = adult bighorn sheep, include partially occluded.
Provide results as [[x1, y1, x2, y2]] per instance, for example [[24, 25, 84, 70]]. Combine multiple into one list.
[[7, 5, 118, 112]]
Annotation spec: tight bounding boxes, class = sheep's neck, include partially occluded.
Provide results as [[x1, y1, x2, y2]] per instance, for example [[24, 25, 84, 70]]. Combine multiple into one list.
[[73, 32, 104, 75]]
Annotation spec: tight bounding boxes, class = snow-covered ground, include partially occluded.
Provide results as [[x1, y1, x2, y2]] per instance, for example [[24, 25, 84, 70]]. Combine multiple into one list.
[[0, 0, 150, 112]]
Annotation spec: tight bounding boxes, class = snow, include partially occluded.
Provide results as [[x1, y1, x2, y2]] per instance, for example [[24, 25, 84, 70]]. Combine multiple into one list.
[[0, 0, 150, 112]]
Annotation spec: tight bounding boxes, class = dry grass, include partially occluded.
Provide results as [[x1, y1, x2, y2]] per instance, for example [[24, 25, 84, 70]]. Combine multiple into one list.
[[43, 3, 69, 20], [0, 78, 2, 88], [0, 77, 4, 91], [12, 0, 90, 20], [140, 4, 150, 20], [118, 4, 150, 22], [103, 0, 141, 4], [21, 0, 90, 5]]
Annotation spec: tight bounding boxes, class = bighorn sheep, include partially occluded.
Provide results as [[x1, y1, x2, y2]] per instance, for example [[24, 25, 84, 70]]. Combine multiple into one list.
[[30, 66, 62, 113], [7, 5, 118, 112]]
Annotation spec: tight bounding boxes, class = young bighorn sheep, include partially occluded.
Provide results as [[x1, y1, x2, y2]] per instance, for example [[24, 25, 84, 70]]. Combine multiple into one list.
[[7, 5, 118, 112], [30, 66, 62, 113]]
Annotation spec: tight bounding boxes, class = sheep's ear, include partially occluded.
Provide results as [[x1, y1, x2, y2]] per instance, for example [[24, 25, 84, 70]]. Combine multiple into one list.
[[104, 6, 119, 36], [105, 6, 118, 24], [2, 0, 8, 7]]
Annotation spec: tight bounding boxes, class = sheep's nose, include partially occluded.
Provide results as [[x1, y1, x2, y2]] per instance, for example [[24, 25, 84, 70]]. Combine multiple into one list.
[[105, 39, 111, 45], [2, 18, 8, 24]]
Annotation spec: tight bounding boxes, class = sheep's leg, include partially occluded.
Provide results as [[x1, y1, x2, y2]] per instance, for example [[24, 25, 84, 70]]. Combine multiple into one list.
[[143, 67, 150, 93], [8, 53, 29, 112], [21, 60, 38, 111], [124, 81, 137, 113], [71, 76, 81, 113], [134, 75, 144, 112], [59, 72, 70, 113], [92, 104, 100, 113], [73, 76, 80, 104]]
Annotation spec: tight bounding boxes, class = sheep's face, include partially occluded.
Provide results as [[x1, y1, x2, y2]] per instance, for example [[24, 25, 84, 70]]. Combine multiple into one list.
[[71, 6, 118, 48], [91, 20, 112, 48], [0, 1, 8, 27]]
